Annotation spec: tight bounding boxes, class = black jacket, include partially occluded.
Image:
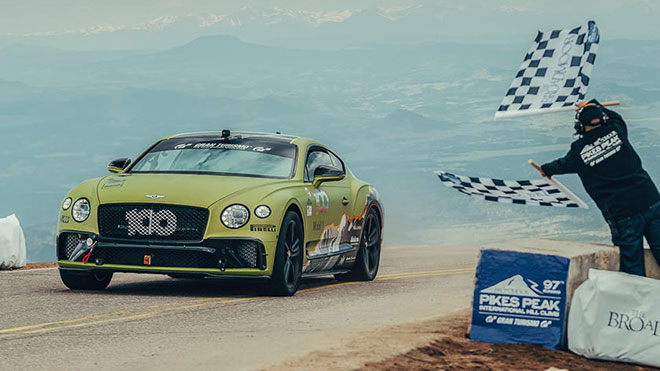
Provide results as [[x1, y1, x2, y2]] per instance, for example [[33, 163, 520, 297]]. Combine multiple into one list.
[[541, 105, 660, 221]]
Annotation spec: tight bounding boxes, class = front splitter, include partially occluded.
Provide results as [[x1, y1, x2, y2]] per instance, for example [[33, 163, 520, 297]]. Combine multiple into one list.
[[58, 260, 271, 278]]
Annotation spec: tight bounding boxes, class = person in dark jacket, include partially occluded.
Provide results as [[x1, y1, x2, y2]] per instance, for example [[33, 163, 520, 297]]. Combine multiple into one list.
[[540, 99, 660, 276]]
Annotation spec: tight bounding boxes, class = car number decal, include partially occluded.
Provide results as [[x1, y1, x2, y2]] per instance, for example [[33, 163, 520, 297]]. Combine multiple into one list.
[[126, 209, 177, 236]]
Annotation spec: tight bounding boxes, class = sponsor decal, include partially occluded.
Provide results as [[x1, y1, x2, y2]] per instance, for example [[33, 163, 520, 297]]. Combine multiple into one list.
[[144, 255, 152, 265], [607, 310, 660, 336], [193, 142, 251, 150], [540, 32, 578, 104], [126, 209, 177, 236], [252, 146, 272, 152], [306, 205, 313, 217], [478, 275, 562, 318], [313, 221, 324, 231], [145, 194, 165, 200], [312, 189, 329, 213], [174, 142, 266, 151], [307, 189, 377, 260], [60, 215, 70, 223], [580, 130, 623, 167], [471, 250, 569, 349], [249, 224, 276, 232], [156, 138, 296, 159]]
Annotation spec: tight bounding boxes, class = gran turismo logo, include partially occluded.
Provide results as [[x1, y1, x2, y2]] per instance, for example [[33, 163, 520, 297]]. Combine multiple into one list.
[[252, 146, 271, 152]]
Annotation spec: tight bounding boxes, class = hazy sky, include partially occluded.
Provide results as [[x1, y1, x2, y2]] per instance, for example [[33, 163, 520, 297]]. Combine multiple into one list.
[[1, 0, 658, 42]]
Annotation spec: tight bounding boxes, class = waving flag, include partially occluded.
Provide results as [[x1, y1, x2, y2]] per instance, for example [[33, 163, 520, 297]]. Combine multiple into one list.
[[495, 21, 600, 120], [436, 171, 588, 209]]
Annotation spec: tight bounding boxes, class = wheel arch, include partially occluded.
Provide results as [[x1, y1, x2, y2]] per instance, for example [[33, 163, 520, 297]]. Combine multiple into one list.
[[368, 200, 384, 229], [283, 199, 304, 232]]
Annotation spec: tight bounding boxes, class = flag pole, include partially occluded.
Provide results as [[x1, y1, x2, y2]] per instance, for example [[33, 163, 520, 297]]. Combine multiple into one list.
[[528, 159, 545, 176], [528, 159, 589, 209]]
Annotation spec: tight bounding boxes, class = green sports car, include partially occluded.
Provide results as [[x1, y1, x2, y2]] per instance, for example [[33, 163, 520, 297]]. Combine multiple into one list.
[[57, 130, 383, 295]]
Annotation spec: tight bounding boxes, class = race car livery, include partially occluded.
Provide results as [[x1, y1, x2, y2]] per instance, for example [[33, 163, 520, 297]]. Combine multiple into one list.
[[56, 131, 383, 295]]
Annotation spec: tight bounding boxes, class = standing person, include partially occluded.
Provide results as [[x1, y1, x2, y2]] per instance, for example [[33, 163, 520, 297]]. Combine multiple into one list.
[[540, 99, 660, 276]]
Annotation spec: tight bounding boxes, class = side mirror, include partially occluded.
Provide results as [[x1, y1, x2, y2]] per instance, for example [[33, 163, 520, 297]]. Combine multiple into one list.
[[108, 158, 131, 173], [312, 165, 345, 188]]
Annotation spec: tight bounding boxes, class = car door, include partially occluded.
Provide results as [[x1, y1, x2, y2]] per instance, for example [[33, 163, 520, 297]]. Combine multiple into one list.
[[303, 147, 352, 260]]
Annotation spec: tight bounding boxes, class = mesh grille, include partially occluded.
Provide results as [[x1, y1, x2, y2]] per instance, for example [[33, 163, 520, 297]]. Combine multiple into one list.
[[58, 232, 264, 269], [236, 241, 258, 268], [58, 233, 86, 260], [98, 204, 209, 241], [97, 247, 217, 268]]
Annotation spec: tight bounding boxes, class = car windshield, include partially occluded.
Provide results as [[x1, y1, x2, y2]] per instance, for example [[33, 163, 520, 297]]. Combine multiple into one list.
[[129, 137, 296, 178]]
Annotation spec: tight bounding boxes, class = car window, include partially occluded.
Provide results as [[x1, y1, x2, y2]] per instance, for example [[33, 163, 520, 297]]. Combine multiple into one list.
[[304, 149, 345, 181], [328, 151, 345, 172], [305, 150, 338, 182], [130, 138, 296, 178]]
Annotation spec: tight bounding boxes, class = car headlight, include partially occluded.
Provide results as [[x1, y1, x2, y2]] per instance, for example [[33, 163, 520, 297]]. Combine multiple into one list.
[[62, 197, 72, 210], [71, 198, 91, 223], [221, 204, 250, 229], [254, 205, 271, 219]]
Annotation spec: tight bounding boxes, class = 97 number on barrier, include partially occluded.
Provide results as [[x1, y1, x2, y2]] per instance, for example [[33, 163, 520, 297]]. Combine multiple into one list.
[[543, 280, 564, 293]]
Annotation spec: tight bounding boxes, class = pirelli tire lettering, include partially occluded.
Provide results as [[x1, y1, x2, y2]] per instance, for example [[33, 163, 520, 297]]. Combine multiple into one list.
[[250, 224, 276, 232]]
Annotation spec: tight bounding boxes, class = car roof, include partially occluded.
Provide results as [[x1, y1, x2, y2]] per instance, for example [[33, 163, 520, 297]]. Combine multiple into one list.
[[166, 131, 299, 143]]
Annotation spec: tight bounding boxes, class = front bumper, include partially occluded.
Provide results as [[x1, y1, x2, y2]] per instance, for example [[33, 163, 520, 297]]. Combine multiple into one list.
[[57, 231, 270, 276]]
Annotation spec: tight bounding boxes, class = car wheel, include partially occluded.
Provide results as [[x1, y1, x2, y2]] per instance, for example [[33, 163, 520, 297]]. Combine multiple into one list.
[[267, 211, 304, 296], [59, 269, 113, 290], [335, 208, 381, 282]]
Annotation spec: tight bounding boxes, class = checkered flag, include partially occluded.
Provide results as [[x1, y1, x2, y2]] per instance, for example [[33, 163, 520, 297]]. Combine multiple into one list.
[[495, 20, 600, 120], [436, 171, 588, 209]]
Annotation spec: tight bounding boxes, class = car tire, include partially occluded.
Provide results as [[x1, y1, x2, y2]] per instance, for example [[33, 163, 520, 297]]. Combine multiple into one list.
[[59, 269, 113, 290], [335, 208, 381, 282], [266, 210, 304, 296]]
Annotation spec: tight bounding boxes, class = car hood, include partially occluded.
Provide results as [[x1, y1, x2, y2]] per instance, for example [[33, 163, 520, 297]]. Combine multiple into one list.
[[97, 173, 285, 208]]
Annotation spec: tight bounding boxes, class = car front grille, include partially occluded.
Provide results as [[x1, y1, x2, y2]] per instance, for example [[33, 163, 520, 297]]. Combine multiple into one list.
[[57, 231, 266, 269], [98, 204, 209, 242]]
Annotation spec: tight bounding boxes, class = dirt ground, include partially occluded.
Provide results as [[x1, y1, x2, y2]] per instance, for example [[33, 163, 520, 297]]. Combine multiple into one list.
[[362, 311, 656, 371], [11, 262, 57, 270]]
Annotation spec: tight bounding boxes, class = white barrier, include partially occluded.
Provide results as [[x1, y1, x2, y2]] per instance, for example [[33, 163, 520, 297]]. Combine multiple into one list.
[[0, 214, 27, 269], [568, 269, 660, 368]]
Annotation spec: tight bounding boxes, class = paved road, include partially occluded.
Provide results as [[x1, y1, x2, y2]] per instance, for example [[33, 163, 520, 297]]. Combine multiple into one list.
[[0, 245, 478, 370]]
